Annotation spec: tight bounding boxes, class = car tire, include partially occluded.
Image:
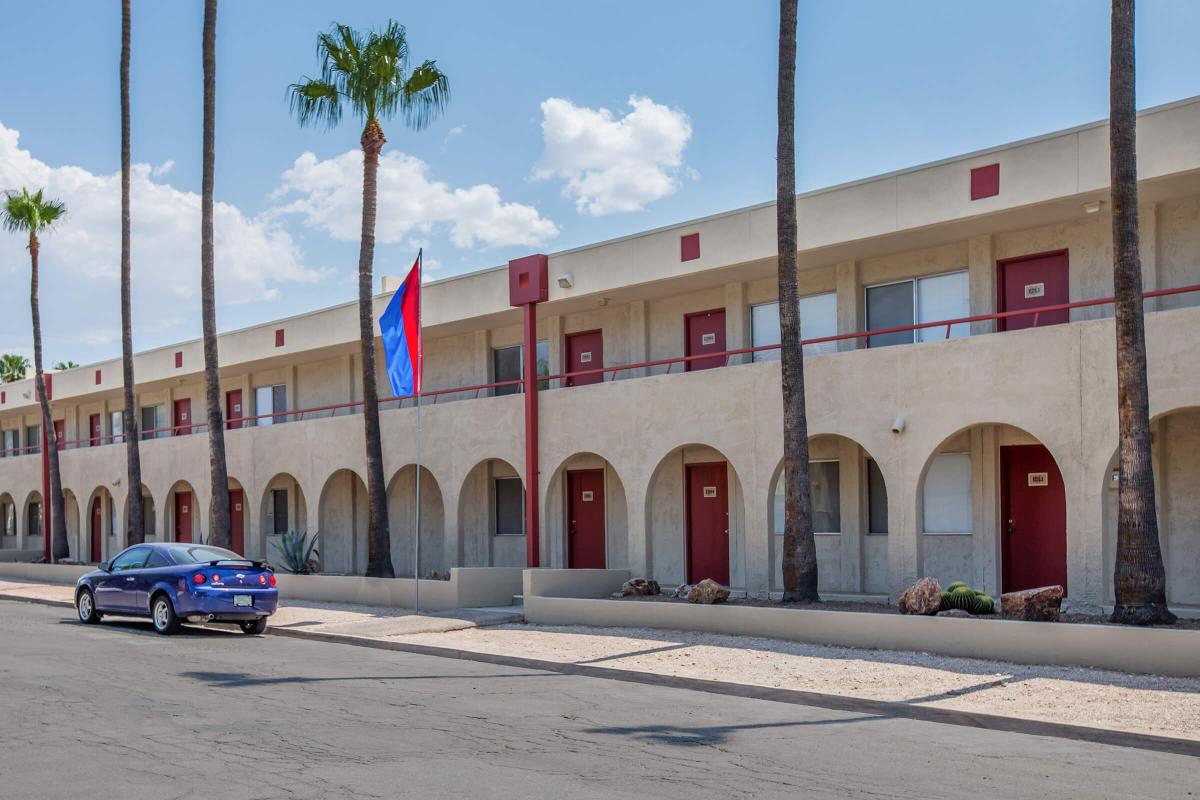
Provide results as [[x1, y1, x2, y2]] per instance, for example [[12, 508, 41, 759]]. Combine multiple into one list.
[[151, 594, 180, 636], [239, 617, 268, 635], [76, 588, 101, 625]]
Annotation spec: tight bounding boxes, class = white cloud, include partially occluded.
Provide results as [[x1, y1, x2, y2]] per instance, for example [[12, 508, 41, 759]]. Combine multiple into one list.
[[0, 121, 322, 362], [534, 95, 693, 216], [151, 159, 174, 177], [272, 148, 557, 250]]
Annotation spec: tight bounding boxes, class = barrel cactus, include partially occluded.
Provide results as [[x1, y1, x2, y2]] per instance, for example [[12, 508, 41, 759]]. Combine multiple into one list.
[[938, 582, 995, 615]]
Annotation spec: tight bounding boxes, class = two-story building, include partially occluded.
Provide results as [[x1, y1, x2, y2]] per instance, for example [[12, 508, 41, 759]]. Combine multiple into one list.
[[4, 96, 1200, 614]]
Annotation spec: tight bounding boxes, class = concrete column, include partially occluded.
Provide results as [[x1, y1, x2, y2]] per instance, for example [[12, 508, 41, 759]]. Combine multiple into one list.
[[1140, 203, 1159, 312], [628, 300, 649, 378], [969, 235, 996, 335], [742, 469, 770, 598], [474, 329, 492, 391], [835, 260, 860, 351], [971, 426, 1001, 596], [544, 314, 563, 388], [838, 439, 863, 593], [887, 469, 921, 595], [625, 483, 649, 577], [724, 282, 748, 364]]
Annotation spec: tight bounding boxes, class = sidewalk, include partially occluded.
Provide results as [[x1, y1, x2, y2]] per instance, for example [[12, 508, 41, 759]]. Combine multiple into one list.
[[3, 578, 1197, 744]]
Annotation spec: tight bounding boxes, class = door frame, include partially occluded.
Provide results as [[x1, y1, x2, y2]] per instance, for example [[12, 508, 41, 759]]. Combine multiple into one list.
[[999, 444, 1068, 595], [683, 308, 727, 372], [683, 459, 730, 584], [995, 248, 1068, 331], [564, 329, 604, 387], [90, 496, 103, 563], [566, 468, 606, 568]]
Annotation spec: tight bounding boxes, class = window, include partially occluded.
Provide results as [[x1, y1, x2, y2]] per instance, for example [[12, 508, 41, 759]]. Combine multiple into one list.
[[752, 292, 839, 362], [494, 477, 524, 535], [771, 460, 841, 534], [144, 549, 170, 568], [110, 411, 124, 444], [141, 405, 165, 440], [142, 495, 156, 541], [109, 499, 117, 538], [866, 271, 969, 348], [2, 502, 14, 537], [868, 459, 888, 534], [25, 425, 40, 455], [256, 384, 287, 426], [27, 502, 42, 537], [923, 453, 972, 533], [1, 429, 17, 457], [269, 489, 289, 535], [492, 341, 550, 397], [167, 544, 242, 564], [110, 546, 149, 571]]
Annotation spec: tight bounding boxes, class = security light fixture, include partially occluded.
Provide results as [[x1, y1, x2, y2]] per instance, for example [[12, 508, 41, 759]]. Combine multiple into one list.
[[557, 272, 574, 289], [1083, 200, 1103, 214]]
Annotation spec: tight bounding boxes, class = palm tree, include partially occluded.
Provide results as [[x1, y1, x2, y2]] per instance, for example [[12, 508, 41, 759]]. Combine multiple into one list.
[[200, 0, 231, 549], [0, 354, 30, 383], [121, 0, 145, 545], [288, 21, 448, 578], [52, 361, 79, 371], [2, 188, 69, 561], [1108, 0, 1174, 625], [776, 0, 819, 602]]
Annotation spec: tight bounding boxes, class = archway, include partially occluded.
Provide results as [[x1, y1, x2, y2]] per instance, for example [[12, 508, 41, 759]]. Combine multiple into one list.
[[260, 473, 308, 570], [61, 489, 80, 562], [123, 486, 157, 543], [387, 465, 446, 578], [918, 423, 1066, 597], [318, 470, 367, 575], [457, 459, 523, 568], [768, 434, 889, 595], [227, 477, 247, 555], [165, 481, 199, 544], [646, 444, 745, 589], [20, 491, 43, 547], [544, 453, 628, 570], [84, 487, 116, 563], [0, 493, 16, 547]]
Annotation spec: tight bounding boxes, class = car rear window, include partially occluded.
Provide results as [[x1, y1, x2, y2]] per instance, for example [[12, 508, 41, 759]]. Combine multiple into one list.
[[168, 545, 245, 564], [145, 550, 171, 568]]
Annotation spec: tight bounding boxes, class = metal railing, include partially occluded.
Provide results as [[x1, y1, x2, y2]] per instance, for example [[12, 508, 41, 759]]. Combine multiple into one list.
[[4, 282, 1199, 458]]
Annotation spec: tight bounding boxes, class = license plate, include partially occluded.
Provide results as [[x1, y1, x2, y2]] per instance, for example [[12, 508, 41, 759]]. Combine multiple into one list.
[[233, 595, 253, 607]]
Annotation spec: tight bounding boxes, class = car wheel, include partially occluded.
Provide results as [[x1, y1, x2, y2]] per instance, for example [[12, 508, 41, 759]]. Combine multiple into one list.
[[76, 589, 101, 625], [239, 617, 268, 635], [151, 595, 180, 635]]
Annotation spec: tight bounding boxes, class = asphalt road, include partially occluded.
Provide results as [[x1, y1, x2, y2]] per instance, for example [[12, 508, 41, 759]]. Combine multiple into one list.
[[0, 601, 1195, 800]]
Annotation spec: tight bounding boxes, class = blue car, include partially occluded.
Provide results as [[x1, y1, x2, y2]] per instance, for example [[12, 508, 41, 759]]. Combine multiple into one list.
[[75, 542, 278, 636]]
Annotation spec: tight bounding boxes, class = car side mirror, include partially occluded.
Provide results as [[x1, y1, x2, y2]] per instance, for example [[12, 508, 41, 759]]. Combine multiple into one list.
[[99, 561, 110, 572]]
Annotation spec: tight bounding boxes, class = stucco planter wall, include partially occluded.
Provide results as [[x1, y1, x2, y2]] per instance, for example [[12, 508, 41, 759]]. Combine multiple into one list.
[[0, 563, 91, 584], [523, 568, 631, 599]]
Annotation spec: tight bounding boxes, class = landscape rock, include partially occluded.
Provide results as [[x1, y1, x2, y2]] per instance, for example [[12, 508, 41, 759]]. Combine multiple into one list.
[[898, 577, 942, 615], [686, 578, 730, 605], [1001, 585, 1064, 622], [936, 609, 973, 618], [619, 578, 661, 597], [673, 584, 693, 599]]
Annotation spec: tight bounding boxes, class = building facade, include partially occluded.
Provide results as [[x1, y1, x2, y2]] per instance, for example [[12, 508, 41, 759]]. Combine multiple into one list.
[[4, 97, 1200, 614]]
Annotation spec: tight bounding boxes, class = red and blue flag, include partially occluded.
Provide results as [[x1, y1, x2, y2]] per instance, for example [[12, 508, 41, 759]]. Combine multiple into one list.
[[380, 255, 422, 398]]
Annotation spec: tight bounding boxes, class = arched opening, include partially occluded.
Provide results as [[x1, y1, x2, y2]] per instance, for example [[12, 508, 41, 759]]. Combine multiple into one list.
[[61, 490, 80, 562], [768, 434, 889, 595], [165, 481, 199, 544], [84, 487, 116, 563], [261, 473, 308, 570], [21, 490, 44, 548], [544, 453, 628, 570], [1102, 407, 1200, 610], [457, 459, 524, 568], [646, 444, 746, 589], [318, 469, 367, 575], [123, 486, 157, 543], [387, 465, 446, 578], [226, 476, 247, 555], [918, 423, 1066, 597], [0, 493, 16, 548]]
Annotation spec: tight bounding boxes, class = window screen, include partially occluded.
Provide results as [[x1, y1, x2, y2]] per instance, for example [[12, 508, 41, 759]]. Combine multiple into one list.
[[494, 477, 524, 535], [923, 453, 972, 533], [868, 459, 888, 534], [752, 293, 838, 362], [493, 346, 522, 397], [256, 385, 287, 426], [866, 281, 915, 348], [2, 429, 17, 456], [110, 411, 124, 444], [917, 271, 970, 342], [141, 405, 165, 440]]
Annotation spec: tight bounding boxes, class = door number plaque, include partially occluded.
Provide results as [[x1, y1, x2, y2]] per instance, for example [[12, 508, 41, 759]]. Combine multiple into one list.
[[1027, 472, 1049, 487], [579, 351, 592, 363], [703, 486, 718, 498], [581, 491, 594, 502], [1024, 282, 1046, 299], [700, 333, 717, 346]]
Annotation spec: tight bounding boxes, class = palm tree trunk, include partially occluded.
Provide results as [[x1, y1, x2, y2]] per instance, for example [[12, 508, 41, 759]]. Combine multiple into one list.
[[28, 233, 68, 561], [777, 0, 818, 602], [121, 0, 145, 545], [359, 117, 394, 578], [201, 0, 231, 548], [1109, 0, 1173, 625]]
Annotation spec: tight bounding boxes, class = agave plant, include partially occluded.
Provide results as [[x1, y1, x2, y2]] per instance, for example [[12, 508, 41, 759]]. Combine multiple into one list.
[[277, 530, 320, 574]]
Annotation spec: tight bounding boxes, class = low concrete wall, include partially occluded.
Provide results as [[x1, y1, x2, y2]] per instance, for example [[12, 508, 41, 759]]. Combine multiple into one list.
[[0, 550, 43, 563], [0, 563, 91, 584], [276, 567, 522, 611], [524, 596, 1200, 678], [455, 567, 524, 608], [523, 568, 631, 599]]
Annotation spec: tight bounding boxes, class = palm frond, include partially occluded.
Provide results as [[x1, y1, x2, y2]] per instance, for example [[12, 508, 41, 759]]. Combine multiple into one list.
[[400, 61, 450, 131], [287, 78, 342, 129], [1, 187, 66, 234]]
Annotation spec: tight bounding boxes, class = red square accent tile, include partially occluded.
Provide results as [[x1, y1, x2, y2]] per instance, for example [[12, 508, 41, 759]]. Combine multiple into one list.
[[95, 369, 102, 385], [681, 232, 700, 262], [174, 351, 183, 369], [970, 163, 1000, 200], [275, 329, 285, 347]]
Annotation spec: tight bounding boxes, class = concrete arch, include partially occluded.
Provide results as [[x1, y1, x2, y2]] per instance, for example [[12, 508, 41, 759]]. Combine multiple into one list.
[[20, 490, 43, 547], [165, 480, 200, 544], [456, 458, 523, 568], [543, 452, 629, 570], [644, 443, 747, 590], [319, 469, 367, 575], [123, 485, 157, 543], [0, 492, 16, 545], [83, 486, 116, 563], [1100, 405, 1200, 610], [260, 473, 309, 568], [767, 433, 889, 595], [61, 489, 81, 562], [915, 422, 1067, 598], [386, 465, 446, 578]]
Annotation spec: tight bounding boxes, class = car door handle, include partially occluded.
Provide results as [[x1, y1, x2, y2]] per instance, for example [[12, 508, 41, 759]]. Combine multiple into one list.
[[126, 577, 135, 581]]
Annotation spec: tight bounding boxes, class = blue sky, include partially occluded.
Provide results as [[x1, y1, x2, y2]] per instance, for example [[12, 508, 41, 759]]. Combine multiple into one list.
[[2, 0, 1199, 366]]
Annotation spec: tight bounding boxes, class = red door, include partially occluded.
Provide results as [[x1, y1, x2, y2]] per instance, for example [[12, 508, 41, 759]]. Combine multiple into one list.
[[686, 462, 729, 585], [999, 251, 1069, 331], [565, 330, 604, 387], [229, 489, 244, 554], [567, 470, 606, 568], [90, 497, 103, 562], [1001, 445, 1067, 594], [89, 413, 102, 447], [685, 309, 727, 371], [226, 390, 244, 430], [173, 398, 192, 436], [53, 419, 65, 451], [174, 492, 193, 543]]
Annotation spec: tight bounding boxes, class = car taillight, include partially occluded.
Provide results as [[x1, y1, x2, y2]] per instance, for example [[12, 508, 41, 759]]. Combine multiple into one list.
[[258, 574, 266, 585], [269, 574, 277, 587], [192, 573, 206, 585]]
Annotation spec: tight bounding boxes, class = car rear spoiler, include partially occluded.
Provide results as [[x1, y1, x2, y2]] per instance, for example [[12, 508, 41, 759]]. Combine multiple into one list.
[[206, 559, 268, 570]]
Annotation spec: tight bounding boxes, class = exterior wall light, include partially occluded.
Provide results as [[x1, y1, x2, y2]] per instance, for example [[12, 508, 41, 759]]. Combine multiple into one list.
[[557, 272, 574, 289], [1083, 200, 1103, 214], [890, 415, 906, 435]]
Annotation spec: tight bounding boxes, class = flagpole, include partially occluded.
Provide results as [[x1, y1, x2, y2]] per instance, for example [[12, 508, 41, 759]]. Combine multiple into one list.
[[413, 249, 423, 616]]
